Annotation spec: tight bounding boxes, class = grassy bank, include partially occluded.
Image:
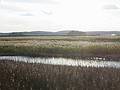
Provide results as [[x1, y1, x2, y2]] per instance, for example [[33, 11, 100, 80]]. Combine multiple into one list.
[[0, 36, 120, 60], [1, 36, 120, 42], [0, 60, 120, 90], [0, 45, 120, 60]]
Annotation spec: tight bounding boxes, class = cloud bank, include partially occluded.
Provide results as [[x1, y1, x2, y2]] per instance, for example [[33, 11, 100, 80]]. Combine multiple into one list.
[[103, 4, 120, 10], [0, 0, 120, 32]]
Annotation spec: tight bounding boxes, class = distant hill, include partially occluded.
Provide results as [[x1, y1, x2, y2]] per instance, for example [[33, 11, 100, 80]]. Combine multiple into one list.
[[0, 30, 73, 36], [54, 31, 71, 35], [86, 31, 120, 36], [0, 30, 120, 36], [67, 31, 86, 36]]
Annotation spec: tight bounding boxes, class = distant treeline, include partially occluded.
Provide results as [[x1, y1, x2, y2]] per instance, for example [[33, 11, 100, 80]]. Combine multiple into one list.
[[0, 30, 120, 36]]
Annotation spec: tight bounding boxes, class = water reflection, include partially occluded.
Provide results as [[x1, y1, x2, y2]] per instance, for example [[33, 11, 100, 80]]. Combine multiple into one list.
[[0, 56, 120, 68]]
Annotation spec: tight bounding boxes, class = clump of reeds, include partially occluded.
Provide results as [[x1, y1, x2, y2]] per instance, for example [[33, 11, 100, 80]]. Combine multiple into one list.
[[0, 60, 120, 90], [0, 36, 120, 60], [0, 44, 120, 60]]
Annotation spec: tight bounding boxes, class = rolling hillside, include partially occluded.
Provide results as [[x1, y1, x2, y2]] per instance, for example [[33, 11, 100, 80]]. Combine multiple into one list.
[[0, 31, 120, 36]]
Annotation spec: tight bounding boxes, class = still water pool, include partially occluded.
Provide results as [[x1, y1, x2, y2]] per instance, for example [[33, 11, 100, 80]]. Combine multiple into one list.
[[0, 56, 120, 68]]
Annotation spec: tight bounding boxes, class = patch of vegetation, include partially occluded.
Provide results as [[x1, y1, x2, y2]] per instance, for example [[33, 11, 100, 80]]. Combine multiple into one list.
[[0, 60, 120, 90], [1, 36, 120, 42], [0, 36, 120, 60]]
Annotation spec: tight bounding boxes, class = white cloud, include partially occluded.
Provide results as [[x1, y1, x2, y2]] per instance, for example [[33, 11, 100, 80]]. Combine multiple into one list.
[[19, 12, 34, 16], [0, 0, 120, 32], [4, 0, 59, 4], [103, 4, 120, 10], [0, 1, 56, 16]]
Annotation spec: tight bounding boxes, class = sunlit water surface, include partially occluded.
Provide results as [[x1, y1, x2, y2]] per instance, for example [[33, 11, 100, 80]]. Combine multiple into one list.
[[0, 56, 120, 68]]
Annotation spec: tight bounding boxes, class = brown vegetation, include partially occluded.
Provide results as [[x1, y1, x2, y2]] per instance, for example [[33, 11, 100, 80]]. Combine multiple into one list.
[[0, 60, 120, 90], [0, 36, 120, 60]]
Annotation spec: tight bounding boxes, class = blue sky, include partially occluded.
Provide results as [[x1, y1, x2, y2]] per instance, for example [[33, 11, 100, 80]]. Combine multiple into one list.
[[0, 0, 120, 32]]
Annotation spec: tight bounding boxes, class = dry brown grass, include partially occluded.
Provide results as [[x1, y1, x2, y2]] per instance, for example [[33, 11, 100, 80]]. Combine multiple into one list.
[[0, 60, 120, 90]]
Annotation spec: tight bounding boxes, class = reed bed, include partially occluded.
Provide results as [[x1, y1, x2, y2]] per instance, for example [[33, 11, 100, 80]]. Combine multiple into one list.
[[0, 36, 120, 42], [0, 60, 120, 90], [0, 43, 120, 60], [0, 36, 120, 60]]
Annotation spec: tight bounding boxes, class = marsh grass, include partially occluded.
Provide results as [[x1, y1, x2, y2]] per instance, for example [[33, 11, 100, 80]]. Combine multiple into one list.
[[0, 36, 120, 60], [0, 60, 120, 90], [1, 36, 120, 42], [0, 44, 120, 60]]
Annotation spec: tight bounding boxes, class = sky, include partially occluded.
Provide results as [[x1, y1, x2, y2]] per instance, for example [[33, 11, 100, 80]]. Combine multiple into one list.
[[0, 0, 120, 32]]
